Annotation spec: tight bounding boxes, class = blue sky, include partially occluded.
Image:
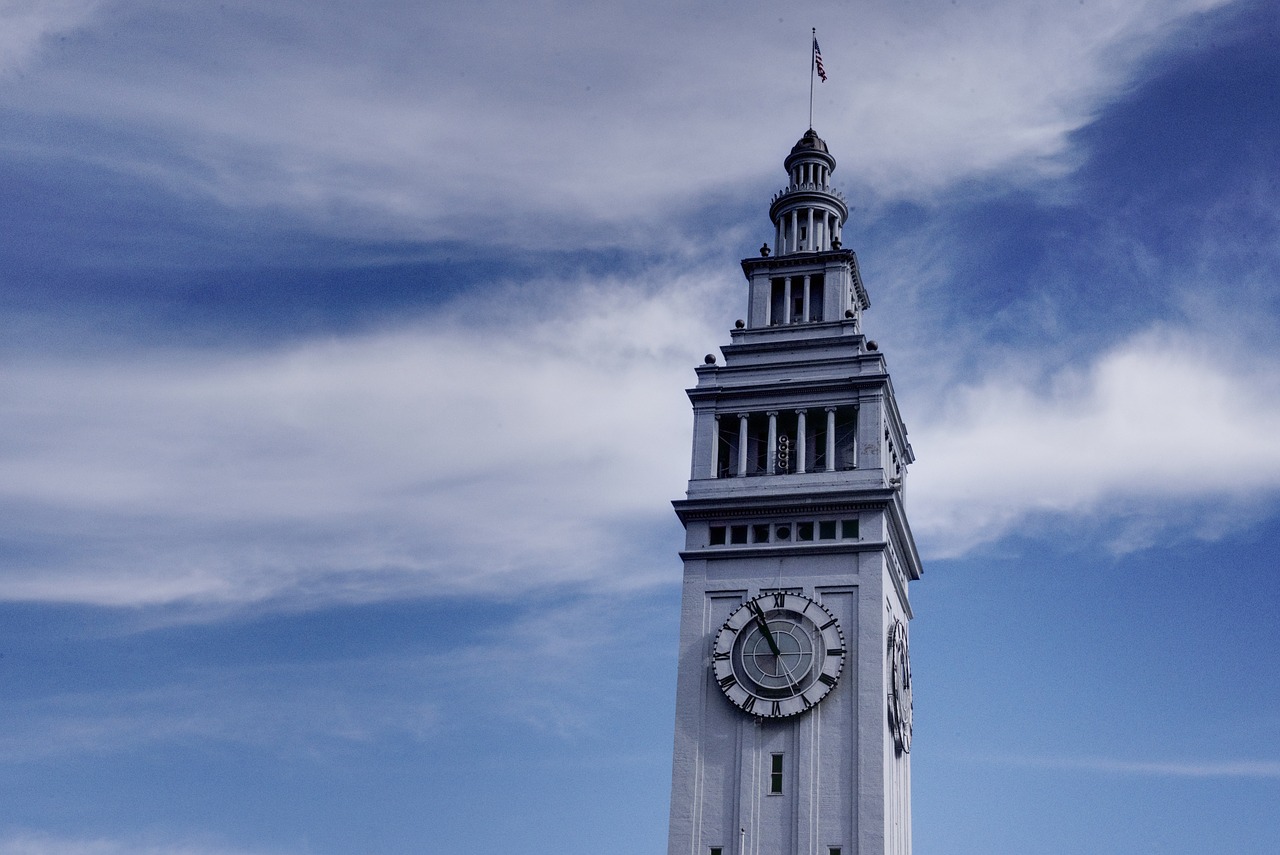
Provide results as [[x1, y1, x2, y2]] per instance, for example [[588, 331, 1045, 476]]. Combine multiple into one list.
[[1, 0, 1278, 853]]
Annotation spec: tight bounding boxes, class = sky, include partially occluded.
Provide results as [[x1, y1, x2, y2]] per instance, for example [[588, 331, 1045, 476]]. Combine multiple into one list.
[[1, 0, 1278, 853]]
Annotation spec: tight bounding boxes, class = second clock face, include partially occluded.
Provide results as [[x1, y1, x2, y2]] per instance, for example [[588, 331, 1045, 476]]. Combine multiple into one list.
[[713, 592, 846, 718]]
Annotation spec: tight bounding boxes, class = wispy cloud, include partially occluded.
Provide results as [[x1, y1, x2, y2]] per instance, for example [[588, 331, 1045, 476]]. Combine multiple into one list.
[[977, 753, 1280, 779], [0, 591, 671, 760], [909, 323, 1280, 555], [0, 270, 725, 607], [0, 0, 1233, 246], [0, 0, 102, 75], [7, 268, 1280, 607], [0, 833, 287, 855]]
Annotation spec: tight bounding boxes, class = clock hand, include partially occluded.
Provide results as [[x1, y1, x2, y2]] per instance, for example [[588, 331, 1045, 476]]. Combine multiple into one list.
[[747, 599, 782, 657]]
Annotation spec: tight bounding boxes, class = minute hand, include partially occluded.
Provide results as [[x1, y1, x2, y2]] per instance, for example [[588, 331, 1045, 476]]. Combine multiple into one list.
[[747, 600, 782, 656]]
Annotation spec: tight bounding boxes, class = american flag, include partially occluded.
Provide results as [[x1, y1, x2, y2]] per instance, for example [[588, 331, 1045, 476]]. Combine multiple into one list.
[[813, 37, 827, 82]]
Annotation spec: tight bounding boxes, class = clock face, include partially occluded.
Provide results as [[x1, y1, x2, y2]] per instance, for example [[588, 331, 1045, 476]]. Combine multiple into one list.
[[713, 592, 846, 718], [888, 618, 912, 754]]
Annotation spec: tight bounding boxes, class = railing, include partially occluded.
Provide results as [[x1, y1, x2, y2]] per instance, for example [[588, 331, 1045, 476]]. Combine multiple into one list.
[[770, 184, 847, 204]]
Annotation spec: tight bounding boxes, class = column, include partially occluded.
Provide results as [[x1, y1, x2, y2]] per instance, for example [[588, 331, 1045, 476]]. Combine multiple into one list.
[[790, 210, 798, 254], [710, 414, 720, 478], [737, 413, 749, 477], [783, 277, 792, 324], [801, 274, 811, 322], [766, 411, 777, 474], [851, 404, 859, 469], [825, 407, 837, 472], [795, 409, 807, 473], [807, 208, 814, 251]]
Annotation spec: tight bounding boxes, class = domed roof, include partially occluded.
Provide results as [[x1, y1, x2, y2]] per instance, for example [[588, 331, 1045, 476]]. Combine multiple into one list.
[[790, 128, 829, 155]]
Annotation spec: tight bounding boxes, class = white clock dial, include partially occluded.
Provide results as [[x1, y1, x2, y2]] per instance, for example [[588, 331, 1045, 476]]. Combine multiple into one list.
[[712, 592, 845, 718], [888, 618, 912, 754]]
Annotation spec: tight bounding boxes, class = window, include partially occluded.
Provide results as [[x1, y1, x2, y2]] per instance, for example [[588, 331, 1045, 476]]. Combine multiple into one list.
[[770, 753, 784, 794], [829, 849, 842, 855], [707, 518, 857, 546], [710, 849, 723, 855], [808, 274, 825, 320]]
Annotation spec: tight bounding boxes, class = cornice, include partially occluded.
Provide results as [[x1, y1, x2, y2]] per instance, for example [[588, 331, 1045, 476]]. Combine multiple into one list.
[[672, 490, 898, 523], [740, 249, 855, 275]]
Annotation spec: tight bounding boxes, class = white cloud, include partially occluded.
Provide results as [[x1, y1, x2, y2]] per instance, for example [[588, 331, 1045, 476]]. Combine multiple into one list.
[[0, 0, 101, 74], [908, 323, 1280, 555], [0, 0, 1234, 245], [981, 753, 1280, 778], [0, 270, 729, 606], [0, 834, 285, 855], [7, 261, 1280, 607]]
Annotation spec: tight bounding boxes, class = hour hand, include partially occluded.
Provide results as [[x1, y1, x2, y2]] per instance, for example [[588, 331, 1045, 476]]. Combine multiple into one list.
[[747, 599, 781, 656]]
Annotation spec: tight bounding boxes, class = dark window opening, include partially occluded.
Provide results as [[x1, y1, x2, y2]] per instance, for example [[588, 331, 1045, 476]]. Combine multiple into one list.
[[819, 520, 837, 540], [709, 526, 726, 546], [770, 753, 784, 794], [730, 525, 748, 545], [775, 525, 791, 541], [770, 278, 786, 324], [809, 274, 825, 321], [716, 418, 737, 478], [835, 407, 858, 470], [797, 522, 814, 542], [841, 518, 858, 539], [752, 524, 770, 544]]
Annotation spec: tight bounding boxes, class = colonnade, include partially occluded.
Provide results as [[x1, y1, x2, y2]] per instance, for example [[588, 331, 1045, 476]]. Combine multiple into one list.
[[774, 207, 841, 254], [767, 273, 825, 325], [710, 407, 848, 478]]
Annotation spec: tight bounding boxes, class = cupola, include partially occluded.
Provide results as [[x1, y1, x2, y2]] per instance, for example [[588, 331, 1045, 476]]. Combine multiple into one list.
[[768, 128, 849, 254]]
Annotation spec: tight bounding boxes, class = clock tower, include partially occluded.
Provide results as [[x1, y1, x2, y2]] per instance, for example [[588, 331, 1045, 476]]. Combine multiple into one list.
[[666, 129, 921, 855]]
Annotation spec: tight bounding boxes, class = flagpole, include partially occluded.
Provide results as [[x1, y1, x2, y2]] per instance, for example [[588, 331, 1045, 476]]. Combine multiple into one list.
[[809, 28, 816, 129]]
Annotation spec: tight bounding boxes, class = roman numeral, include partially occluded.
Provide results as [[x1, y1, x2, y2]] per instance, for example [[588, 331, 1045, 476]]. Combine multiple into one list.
[[741, 696, 756, 714], [819, 673, 837, 686], [719, 674, 737, 689], [773, 592, 787, 608], [827, 647, 844, 656], [770, 701, 781, 717], [821, 619, 837, 630], [713, 651, 729, 661]]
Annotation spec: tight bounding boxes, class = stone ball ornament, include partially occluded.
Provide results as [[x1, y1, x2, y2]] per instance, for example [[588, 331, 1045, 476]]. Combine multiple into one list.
[[713, 593, 846, 718], [888, 618, 913, 754]]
